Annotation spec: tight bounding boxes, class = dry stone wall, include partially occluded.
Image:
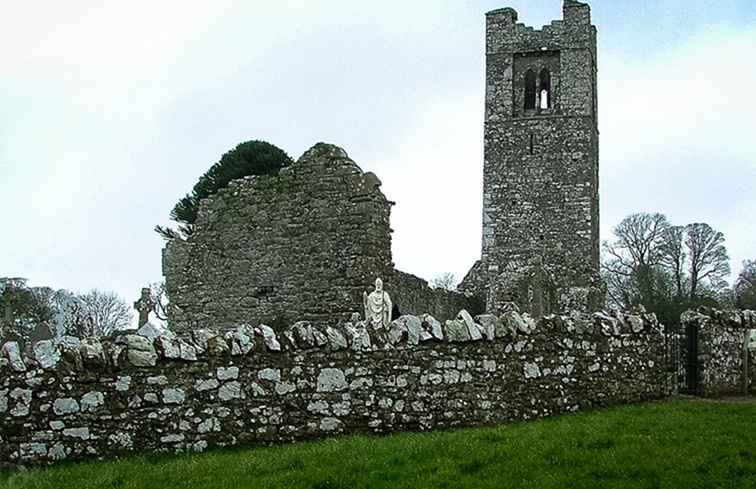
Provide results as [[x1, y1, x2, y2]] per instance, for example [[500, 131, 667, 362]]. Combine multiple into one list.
[[0, 309, 672, 466], [681, 308, 756, 397]]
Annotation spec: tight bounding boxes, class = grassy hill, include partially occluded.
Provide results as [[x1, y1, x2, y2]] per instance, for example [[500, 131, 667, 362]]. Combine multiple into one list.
[[2, 399, 755, 489]]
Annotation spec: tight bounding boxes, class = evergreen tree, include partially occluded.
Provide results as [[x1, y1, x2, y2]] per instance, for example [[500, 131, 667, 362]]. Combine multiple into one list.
[[157, 140, 293, 239]]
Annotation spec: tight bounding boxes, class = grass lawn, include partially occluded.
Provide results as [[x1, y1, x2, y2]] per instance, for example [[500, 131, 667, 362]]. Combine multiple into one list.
[[2, 399, 755, 489]]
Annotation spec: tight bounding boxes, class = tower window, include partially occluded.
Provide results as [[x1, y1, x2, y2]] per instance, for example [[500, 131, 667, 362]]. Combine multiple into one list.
[[539, 69, 551, 109], [524, 69, 536, 110]]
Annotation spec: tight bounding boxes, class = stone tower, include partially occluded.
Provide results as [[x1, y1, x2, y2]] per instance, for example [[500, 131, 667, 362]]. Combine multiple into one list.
[[464, 1, 602, 315]]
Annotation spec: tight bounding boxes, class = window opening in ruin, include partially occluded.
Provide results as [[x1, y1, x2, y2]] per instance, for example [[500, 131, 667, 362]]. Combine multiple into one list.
[[524, 70, 537, 110], [539, 69, 551, 110], [529, 134, 534, 155]]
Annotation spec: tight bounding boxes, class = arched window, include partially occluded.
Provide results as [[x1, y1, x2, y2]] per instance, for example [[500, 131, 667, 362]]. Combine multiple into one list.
[[524, 70, 536, 110], [539, 69, 551, 109]]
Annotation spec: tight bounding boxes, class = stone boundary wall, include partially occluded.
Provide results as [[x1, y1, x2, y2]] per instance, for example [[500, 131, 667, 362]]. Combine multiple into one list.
[[1, 310, 672, 466], [681, 308, 756, 397]]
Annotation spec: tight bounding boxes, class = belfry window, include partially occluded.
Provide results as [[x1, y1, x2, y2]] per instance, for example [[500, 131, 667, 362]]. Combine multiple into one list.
[[539, 69, 551, 109], [524, 69, 537, 110]]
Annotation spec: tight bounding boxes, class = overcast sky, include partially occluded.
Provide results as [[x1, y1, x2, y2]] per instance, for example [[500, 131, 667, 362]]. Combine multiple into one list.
[[1, 0, 754, 318]]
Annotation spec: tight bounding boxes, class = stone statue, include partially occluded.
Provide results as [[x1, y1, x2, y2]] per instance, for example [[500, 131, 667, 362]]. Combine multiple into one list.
[[363, 278, 392, 329]]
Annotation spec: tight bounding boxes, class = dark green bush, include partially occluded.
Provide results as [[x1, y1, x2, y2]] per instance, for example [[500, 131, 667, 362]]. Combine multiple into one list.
[[158, 140, 293, 238]]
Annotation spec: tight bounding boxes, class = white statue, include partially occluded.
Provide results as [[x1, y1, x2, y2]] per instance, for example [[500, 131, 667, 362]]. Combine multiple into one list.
[[363, 278, 392, 329]]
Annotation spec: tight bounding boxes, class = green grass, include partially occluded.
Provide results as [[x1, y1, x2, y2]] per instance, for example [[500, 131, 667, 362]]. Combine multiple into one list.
[[2, 399, 755, 489]]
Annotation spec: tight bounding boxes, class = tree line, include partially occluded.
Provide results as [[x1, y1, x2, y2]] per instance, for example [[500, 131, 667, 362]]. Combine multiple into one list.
[[602, 212, 755, 326], [0, 278, 141, 345]]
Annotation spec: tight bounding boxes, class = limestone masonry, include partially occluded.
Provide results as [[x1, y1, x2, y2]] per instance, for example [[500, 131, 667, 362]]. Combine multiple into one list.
[[462, 0, 602, 316], [0, 310, 673, 465], [163, 143, 474, 333], [680, 308, 756, 397]]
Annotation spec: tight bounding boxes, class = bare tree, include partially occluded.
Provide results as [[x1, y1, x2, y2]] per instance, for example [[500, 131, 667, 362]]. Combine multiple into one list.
[[601, 213, 671, 309], [78, 290, 133, 337], [602, 214, 731, 325], [684, 223, 730, 300], [431, 273, 458, 292], [603, 213, 670, 271], [658, 225, 687, 298], [148, 281, 170, 322]]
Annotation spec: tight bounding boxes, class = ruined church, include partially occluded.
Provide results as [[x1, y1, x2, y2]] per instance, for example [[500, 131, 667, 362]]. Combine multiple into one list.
[[163, 0, 603, 332]]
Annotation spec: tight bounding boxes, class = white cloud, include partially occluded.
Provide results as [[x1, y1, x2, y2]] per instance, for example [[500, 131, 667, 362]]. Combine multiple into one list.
[[376, 89, 484, 285], [600, 24, 756, 278], [0, 0, 753, 304]]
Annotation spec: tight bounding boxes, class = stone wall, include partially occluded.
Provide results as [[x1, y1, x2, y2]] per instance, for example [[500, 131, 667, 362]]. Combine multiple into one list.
[[0, 309, 673, 466], [681, 308, 756, 397], [389, 271, 480, 321], [163, 143, 394, 333]]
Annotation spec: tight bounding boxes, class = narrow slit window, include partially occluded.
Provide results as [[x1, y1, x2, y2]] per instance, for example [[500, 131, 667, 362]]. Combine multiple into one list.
[[539, 69, 551, 109], [529, 134, 534, 155], [524, 70, 536, 110]]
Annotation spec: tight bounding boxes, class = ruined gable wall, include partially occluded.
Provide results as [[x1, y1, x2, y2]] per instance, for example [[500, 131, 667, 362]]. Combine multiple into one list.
[[0, 311, 672, 466], [163, 142, 475, 331], [163, 144, 394, 333]]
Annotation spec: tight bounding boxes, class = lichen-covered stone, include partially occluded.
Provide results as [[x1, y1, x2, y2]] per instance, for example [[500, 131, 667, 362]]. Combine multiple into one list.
[[80, 392, 104, 412], [80, 339, 105, 366], [33, 340, 61, 369], [156, 336, 181, 359], [256, 325, 281, 352], [137, 322, 174, 339], [2, 342, 26, 372], [317, 368, 347, 392], [195, 379, 220, 392], [444, 320, 471, 343], [257, 368, 280, 382], [475, 314, 500, 341], [53, 398, 80, 416], [218, 382, 243, 401], [502, 310, 532, 335], [325, 326, 348, 350], [393, 315, 423, 345], [217, 367, 239, 381], [115, 376, 131, 392], [421, 314, 444, 342], [162, 388, 186, 405], [344, 323, 371, 351]]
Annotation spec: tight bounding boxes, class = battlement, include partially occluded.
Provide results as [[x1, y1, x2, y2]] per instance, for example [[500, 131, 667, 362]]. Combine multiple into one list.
[[486, 1, 595, 54]]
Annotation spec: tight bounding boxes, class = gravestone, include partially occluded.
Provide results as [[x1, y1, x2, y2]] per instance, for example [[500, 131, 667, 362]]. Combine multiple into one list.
[[133, 288, 155, 328]]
